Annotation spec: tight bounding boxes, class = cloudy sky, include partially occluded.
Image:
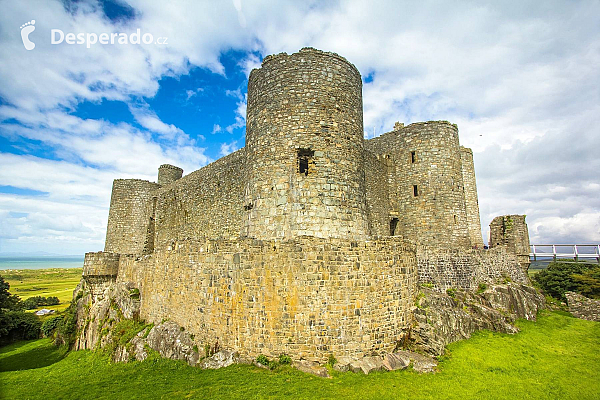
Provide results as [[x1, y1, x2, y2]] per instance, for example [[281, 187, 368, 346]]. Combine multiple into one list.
[[0, 0, 598, 255]]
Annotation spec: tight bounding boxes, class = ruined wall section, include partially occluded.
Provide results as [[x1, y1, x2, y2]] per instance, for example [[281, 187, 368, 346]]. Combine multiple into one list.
[[364, 151, 391, 237], [158, 164, 183, 185], [244, 48, 369, 240], [489, 215, 531, 270], [117, 237, 417, 362], [460, 147, 484, 248], [154, 149, 247, 248], [417, 247, 530, 291], [104, 179, 160, 255]]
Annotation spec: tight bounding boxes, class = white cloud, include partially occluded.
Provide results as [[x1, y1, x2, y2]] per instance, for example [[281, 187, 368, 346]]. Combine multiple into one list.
[[211, 124, 222, 134], [219, 140, 238, 156]]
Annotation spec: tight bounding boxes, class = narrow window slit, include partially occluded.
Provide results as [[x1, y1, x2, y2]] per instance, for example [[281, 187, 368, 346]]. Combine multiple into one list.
[[390, 218, 399, 236], [297, 148, 314, 176], [413, 185, 418, 197]]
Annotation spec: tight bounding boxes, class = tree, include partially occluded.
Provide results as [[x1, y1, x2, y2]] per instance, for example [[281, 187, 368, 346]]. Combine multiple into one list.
[[534, 261, 600, 301], [0, 276, 22, 311]]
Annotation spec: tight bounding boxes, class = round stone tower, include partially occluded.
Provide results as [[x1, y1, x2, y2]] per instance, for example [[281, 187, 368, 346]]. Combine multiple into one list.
[[396, 122, 471, 248], [158, 164, 183, 185], [244, 48, 369, 240]]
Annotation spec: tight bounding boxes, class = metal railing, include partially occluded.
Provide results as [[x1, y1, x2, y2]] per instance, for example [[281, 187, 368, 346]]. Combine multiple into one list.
[[530, 244, 600, 262]]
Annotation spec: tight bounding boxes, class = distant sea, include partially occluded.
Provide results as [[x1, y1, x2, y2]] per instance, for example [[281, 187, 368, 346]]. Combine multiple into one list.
[[0, 257, 84, 270]]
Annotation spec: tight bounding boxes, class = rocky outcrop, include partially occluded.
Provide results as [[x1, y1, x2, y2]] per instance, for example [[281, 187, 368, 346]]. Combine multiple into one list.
[[566, 292, 600, 322], [73, 280, 200, 366], [74, 281, 140, 351], [408, 283, 545, 356], [334, 351, 437, 374], [114, 321, 200, 366]]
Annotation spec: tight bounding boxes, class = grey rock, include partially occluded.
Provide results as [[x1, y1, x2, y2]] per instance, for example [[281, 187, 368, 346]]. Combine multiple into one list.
[[293, 360, 330, 378], [199, 349, 240, 369], [348, 356, 385, 375], [382, 352, 411, 371]]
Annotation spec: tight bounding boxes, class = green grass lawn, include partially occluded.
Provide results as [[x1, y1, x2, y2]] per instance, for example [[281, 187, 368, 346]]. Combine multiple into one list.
[[0, 311, 598, 399], [1, 268, 82, 313]]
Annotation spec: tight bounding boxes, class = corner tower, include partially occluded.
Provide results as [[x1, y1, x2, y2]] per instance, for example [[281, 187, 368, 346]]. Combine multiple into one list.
[[244, 48, 369, 239], [394, 122, 471, 248]]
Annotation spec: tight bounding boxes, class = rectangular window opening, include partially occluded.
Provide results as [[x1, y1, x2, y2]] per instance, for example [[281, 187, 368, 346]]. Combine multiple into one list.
[[390, 218, 399, 236], [413, 185, 418, 197], [297, 148, 314, 176], [410, 151, 416, 163]]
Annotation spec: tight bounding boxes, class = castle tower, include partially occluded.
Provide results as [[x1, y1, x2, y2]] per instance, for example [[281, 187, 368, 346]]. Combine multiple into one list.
[[394, 122, 471, 248], [489, 215, 531, 271], [104, 179, 159, 255], [243, 48, 369, 239], [158, 164, 183, 185], [460, 147, 484, 248]]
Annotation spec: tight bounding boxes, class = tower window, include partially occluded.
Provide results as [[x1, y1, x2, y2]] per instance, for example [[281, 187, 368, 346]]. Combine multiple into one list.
[[410, 151, 416, 163], [297, 148, 314, 176], [390, 218, 399, 236], [413, 185, 418, 196]]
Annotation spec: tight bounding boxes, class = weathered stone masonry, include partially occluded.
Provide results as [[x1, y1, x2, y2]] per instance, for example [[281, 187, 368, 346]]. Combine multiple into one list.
[[81, 48, 533, 361]]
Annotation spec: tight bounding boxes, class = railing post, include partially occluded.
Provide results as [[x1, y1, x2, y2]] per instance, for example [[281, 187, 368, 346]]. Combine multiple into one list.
[[574, 244, 578, 262], [552, 244, 556, 262], [532, 244, 537, 261]]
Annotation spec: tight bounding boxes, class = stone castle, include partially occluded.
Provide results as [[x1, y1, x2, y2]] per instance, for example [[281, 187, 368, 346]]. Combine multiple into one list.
[[80, 48, 534, 362]]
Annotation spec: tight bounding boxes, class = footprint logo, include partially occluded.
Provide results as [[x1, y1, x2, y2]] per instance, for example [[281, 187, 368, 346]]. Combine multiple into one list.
[[20, 20, 36, 50]]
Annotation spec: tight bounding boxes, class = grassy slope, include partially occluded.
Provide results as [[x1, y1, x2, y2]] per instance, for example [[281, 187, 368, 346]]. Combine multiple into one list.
[[0, 311, 598, 400], [1, 269, 82, 313]]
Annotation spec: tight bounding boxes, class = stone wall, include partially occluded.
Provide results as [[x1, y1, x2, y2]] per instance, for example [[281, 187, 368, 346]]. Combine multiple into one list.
[[158, 164, 183, 185], [460, 147, 484, 248], [489, 215, 531, 270], [117, 237, 418, 361], [244, 48, 369, 240], [104, 179, 160, 255], [417, 246, 530, 291], [154, 149, 247, 248], [565, 292, 600, 322], [364, 151, 391, 237]]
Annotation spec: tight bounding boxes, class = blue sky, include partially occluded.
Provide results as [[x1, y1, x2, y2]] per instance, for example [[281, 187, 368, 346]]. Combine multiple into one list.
[[0, 0, 599, 255]]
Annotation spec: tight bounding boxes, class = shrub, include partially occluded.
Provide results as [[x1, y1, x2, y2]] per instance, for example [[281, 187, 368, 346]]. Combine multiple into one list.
[[22, 295, 61, 309], [534, 261, 599, 301], [41, 315, 64, 337], [0, 311, 41, 343], [278, 354, 291, 365], [256, 354, 270, 366], [477, 283, 487, 294], [327, 353, 337, 366], [55, 302, 78, 347]]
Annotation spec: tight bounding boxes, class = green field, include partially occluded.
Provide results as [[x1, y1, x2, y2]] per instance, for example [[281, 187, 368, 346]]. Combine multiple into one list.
[[1, 268, 82, 313], [0, 311, 598, 399]]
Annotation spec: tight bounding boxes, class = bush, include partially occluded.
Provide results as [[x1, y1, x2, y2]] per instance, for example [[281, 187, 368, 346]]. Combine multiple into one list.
[[41, 315, 64, 337], [22, 295, 61, 310], [0, 311, 41, 343], [256, 354, 270, 366], [55, 302, 78, 347], [278, 354, 291, 365], [534, 261, 600, 301]]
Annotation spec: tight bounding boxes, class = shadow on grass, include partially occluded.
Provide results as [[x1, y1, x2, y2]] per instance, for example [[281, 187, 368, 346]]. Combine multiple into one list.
[[0, 340, 67, 372]]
